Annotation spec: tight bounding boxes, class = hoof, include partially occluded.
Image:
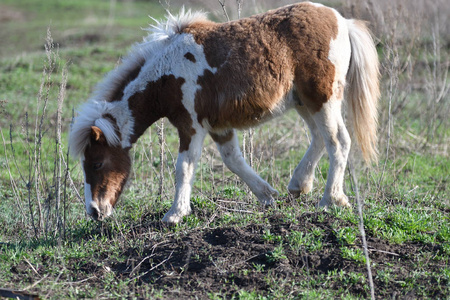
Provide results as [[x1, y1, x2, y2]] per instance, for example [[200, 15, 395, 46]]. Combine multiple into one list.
[[162, 207, 191, 224], [288, 189, 301, 198], [161, 213, 182, 225], [318, 194, 351, 209], [288, 178, 313, 198], [257, 187, 279, 206]]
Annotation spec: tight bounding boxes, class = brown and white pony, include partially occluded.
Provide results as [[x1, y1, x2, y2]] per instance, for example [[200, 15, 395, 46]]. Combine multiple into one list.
[[69, 2, 380, 223]]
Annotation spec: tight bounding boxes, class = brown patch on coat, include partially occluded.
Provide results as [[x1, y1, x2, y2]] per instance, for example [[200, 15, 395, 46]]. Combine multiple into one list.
[[184, 19, 295, 129], [287, 3, 338, 113], [109, 57, 145, 102], [184, 52, 196, 63], [210, 130, 234, 145], [83, 128, 131, 208], [183, 2, 338, 129], [127, 75, 196, 152]]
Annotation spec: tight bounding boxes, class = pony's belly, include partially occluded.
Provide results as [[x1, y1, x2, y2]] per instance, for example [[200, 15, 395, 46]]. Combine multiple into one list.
[[207, 90, 297, 131]]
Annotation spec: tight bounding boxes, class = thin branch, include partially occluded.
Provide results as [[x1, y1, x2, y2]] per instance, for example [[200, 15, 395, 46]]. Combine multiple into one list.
[[349, 161, 375, 300], [55, 63, 68, 238], [217, 0, 230, 21], [368, 247, 400, 257], [157, 119, 165, 199], [236, 0, 243, 19], [128, 254, 155, 277], [128, 250, 174, 282], [217, 204, 256, 214], [23, 258, 41, 278]]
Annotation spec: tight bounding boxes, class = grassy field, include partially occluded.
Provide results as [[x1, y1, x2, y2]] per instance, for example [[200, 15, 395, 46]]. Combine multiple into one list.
[[0, 0, 449, 299]]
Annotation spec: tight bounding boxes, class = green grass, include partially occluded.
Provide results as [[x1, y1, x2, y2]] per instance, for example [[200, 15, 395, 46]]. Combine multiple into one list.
[[287, 229, 324, 252], [0, 0, 165, 57]]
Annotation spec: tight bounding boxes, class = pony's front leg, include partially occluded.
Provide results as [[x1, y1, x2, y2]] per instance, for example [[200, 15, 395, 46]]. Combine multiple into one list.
[[162, 130, 206, 224]]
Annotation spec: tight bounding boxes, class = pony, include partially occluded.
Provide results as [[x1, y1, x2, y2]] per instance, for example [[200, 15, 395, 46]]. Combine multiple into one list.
[[69, 2, 380, 224]]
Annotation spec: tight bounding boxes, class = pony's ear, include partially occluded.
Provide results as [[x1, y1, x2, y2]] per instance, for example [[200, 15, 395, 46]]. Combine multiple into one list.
[[90, 126, 106, 144]]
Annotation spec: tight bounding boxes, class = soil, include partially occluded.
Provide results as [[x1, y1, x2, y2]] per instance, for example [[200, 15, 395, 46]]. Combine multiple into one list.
[[101, 211, 447, 298], [6, 210, 448, 299]]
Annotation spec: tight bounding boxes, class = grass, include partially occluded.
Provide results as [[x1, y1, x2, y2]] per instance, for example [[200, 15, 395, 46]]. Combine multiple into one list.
[[0, 0, 165, 57], [1, 0, 449, 299]]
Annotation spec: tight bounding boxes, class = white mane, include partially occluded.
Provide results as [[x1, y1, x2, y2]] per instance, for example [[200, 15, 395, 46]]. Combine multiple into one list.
[[69, 8, 209, 158], [144, 7, 208, 42], [69, 101, 121, 158]]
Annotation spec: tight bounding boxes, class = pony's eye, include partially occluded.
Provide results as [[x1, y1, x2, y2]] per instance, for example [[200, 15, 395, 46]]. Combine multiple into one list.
[[93, 162, 103, 170]]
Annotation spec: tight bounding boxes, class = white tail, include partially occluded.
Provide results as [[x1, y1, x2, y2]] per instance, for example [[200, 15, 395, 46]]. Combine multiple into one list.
[[346, 20, 380, 163]]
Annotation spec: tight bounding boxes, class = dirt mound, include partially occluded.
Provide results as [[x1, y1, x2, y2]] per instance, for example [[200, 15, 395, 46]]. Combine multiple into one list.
[[103, 211, 447, 299]]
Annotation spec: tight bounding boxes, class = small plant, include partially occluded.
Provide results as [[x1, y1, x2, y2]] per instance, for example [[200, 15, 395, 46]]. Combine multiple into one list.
[[192, 196, 216, 210], [287, 230, 323, 252], [252, 263, 265, 273], [221, 186, 245, 198], [311, 227, 324, 238], [208, 291, 226, 300], [337, 227, 359, 245], [236, 290, 267, 300], [376, 268, 394, 285], [266, 243, 287, 264], [185, 215, 202, 228], [443, 268, 450, 282], [339, 271, 366, 286], [341, 247, 366, 264], [262, 229, 282, 243], [316, 213, 326, 223]]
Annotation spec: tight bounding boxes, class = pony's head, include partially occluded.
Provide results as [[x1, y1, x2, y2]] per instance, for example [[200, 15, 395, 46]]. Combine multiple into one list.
[[81, 126, 131, 221], [69, 102, 132, 221]]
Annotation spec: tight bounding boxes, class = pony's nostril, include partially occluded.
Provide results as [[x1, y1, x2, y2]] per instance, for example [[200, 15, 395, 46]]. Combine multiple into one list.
[[90, 206, 100, 221], [88, 202, 111, 221]]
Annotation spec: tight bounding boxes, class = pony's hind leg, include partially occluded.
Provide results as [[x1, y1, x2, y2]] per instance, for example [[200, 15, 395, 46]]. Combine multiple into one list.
[[211, 129, 279, 205], [288, 105, 326, 197], [162, 128, 207, 224], [312, 99, 351, 208]]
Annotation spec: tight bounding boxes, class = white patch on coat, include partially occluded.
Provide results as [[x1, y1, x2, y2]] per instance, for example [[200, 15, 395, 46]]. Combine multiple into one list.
[[327, 8, 351, 93], [82, 157, 94, 216], [84, 181, 94, 215]]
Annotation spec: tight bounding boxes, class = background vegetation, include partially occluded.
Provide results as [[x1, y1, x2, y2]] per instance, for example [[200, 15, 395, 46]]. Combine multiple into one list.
[[0, 0, 448, 299]]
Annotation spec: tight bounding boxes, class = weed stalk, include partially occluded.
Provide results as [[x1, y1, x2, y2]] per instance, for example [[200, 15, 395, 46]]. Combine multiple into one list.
[[157, 119, 165, 199]]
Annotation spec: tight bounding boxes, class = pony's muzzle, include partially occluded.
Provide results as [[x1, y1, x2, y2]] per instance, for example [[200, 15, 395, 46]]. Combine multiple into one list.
[[87, 202, 111, 221], [89, 205, 101, 221]]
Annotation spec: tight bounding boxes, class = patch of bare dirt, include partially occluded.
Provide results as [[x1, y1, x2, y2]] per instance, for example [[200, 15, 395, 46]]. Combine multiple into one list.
[[6, 211, 448, 299], [107, 212, 448, 299]]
